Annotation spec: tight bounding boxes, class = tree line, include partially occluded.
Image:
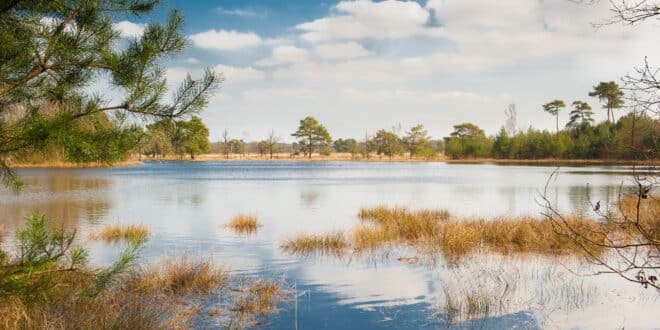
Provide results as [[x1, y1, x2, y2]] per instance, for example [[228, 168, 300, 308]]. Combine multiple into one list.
[[444, 81, 658, 160]]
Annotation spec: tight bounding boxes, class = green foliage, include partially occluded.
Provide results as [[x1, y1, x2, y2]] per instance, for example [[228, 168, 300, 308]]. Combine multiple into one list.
[[371, 129, 404, 159], [403, 124, 434, 159], [567, 101, 595, 128], [542, 99, 566, 133], [291, 116, 332, 158], [0, 213, 144, 307], [589, 81, 624, 122], [177, 116, 210, 159], [444, 123, 492, 159], [490, 114, 659, 159], [0, 1, 220, 188], [143, 116, 210, 159], [333, 138, 359, 155]]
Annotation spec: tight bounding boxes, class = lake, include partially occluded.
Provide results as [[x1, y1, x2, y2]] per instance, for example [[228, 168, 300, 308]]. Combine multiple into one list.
[[1, 161, 658, 329]]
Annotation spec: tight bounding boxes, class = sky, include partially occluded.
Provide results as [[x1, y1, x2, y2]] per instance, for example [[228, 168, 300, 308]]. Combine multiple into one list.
[[110, 0, 658, 142]]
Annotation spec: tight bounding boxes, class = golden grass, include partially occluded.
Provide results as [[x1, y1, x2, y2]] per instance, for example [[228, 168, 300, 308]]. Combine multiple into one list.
[[282, 205, 614, 262], [226, 214, 260, 235], [0, 257, 288, 329], [280, 232, 347, 256], [130, 257, 229, 296], [88, 224, 150, 243], [358, 206, 450, 241]]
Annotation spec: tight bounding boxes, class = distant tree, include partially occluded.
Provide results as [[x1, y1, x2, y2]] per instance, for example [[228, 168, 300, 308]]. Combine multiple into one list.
[[542, 100, 566, 134], [291, 116, 332, 158], [263, 130, 280, 159], [220, 129, 230, 160], [589, 81, 624, 122], [333, 138, 358, 159], [0, 2, 220, 189], [403, 124, 431, 159], [360, 132, 375, 159], [567, 101, 595, 128], [228, 139, 245, 156], [177, 116, 210, 160], [144, 120, 175, 158], [444, 123, 492, 159], [372, 129, 404, 160]]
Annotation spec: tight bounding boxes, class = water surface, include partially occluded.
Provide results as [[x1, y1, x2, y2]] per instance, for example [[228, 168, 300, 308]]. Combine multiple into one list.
[[1, 161, 657, 329]]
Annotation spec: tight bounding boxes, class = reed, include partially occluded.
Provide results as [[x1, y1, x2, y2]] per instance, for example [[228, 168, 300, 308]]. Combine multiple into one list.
[[226, 214, 260, 235], [88, 224, 150, 243]]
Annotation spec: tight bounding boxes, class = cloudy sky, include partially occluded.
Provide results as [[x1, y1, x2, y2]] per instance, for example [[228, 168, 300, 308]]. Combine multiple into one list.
[[112, 0, 657, 142]]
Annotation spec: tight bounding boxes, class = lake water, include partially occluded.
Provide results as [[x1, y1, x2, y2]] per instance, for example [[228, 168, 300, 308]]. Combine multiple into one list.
[[1, 161, 658, 329]]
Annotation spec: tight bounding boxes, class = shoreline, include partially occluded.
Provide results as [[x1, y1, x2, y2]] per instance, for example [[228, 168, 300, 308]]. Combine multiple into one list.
[[138, 153, 659, 166], [9, 154, 659, 168], [11, 160, 143, 169]]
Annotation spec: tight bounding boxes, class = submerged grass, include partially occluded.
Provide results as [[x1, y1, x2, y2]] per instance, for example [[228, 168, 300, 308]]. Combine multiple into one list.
[[226, 214, 260, 235], [88, 224, 150, 243], [280, 232, 347, 256]]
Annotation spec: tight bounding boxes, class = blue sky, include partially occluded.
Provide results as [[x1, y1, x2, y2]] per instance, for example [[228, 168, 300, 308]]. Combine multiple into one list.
[[111, 0, 657, 141]]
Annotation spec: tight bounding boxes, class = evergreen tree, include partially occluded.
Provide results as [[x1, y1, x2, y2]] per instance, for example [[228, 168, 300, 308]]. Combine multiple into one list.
[[567, 101, 595, 128], [589, 81, 624, 122], [0, 1, 221, 189], [542, 100, 566, 134], [402, 124, 431, 159], [291, 116, 332, 158]]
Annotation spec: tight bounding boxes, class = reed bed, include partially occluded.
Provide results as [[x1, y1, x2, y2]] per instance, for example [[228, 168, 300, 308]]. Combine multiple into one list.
[[88, 224, 150, 243], [282, 206, 610, 262], [226, 214, 260, 235], [280, 232, 347, 256]]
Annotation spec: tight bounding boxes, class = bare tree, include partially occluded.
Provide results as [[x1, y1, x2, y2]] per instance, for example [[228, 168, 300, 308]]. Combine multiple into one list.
[[505, 103, 518, 136], [264, 130, 280, 160], [592, 0, 660, 26], [221, 129, 230, 160]]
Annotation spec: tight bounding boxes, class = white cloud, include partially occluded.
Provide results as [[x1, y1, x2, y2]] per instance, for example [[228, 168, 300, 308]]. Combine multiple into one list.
[[341, 88, 494, 103], [256, 46, 309, 67], [216, 7, 259, 17], [296, 0, 443, 42], [189, 29, 262, 51], [182, 57, 200, 64], [213, 64, 265, 83], [315, 42, 371, 60], [113, 21, 146, 38]]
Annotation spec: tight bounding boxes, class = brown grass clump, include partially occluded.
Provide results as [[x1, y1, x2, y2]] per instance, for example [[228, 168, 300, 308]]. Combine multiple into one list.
[[88, 224, 150, 243], [130, 257, 229, 296], [281, 232, 347, 256], [226, 214, 260, 235], [350, 226, 395, 251], [358, 206, 450, 241]]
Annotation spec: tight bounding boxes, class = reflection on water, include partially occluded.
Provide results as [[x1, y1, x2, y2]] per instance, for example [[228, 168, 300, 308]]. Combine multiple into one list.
[[1, 162, 658, 329]]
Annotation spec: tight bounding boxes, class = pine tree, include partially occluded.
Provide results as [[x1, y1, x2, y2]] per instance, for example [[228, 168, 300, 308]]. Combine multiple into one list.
[[0, 1, 221, 189]]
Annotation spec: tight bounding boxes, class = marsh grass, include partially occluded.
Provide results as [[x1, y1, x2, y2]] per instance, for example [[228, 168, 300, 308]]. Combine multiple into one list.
[[283, 206, 608, 262], [0, 256, 287, 329], [88, 224, 150, 243], [280, 232, 347, 256], [226, 214, 260, 235]]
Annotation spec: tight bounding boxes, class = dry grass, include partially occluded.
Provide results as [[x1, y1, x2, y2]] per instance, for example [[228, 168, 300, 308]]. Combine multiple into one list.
[[358, 206, 450, 241], [226, 214, 260, 235], [88, 224, 150, 243], [282, 206, 610, 262], [280, 232, 347, 256], [0, 257, 288, 329]]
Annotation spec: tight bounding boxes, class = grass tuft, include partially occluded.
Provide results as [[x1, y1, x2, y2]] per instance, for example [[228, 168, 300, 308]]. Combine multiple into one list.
[[226, 214, 260, 235], [88, 224, 150, 243], [281, 232, 347, 256]]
